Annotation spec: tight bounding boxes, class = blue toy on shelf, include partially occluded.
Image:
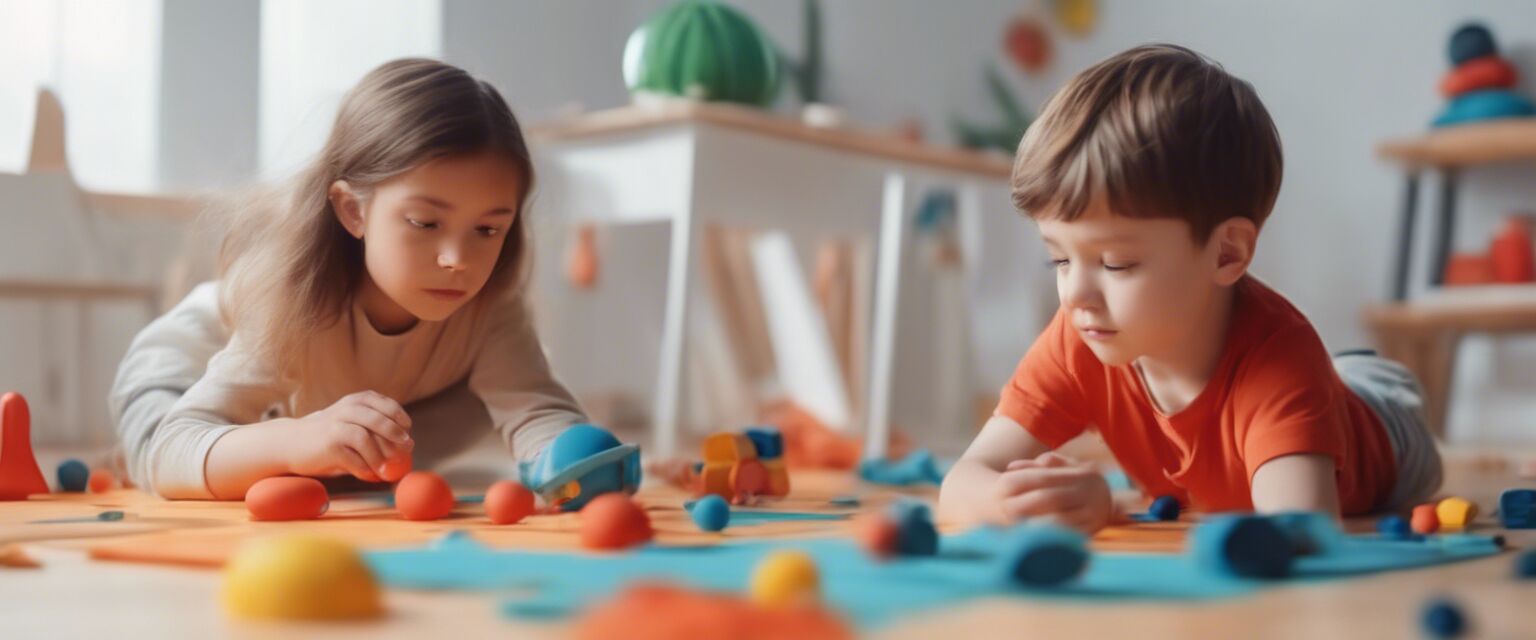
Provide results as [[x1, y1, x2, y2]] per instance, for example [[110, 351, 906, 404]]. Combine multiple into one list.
[[518, 424, 641, 512], [1432, 89, 1536, 128]]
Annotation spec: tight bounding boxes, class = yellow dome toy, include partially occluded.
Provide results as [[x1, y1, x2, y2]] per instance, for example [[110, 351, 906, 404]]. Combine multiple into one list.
[[222, 534, 383, 621], [749, 550, 820, 607]]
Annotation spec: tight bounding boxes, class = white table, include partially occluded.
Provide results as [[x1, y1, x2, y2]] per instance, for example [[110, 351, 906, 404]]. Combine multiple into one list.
[[530, 103, 1013, 458]]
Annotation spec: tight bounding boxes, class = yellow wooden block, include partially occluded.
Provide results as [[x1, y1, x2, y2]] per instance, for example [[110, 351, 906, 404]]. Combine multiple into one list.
[[1436, 497, 1479, 530], [702, 433, 757, 463]]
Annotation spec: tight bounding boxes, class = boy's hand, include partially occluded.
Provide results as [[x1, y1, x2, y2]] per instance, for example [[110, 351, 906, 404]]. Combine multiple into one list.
[[993, 451, 1113, 533], [284, 391, 414, 482]]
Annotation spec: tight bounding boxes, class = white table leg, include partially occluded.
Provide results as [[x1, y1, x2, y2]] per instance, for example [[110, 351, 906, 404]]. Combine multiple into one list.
[[653, 209, 698, 459], [864, 172, 908, 461]]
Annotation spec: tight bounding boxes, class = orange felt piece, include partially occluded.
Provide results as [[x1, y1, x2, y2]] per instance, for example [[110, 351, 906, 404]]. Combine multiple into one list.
[[87, 469, 116, 494], [394, 471, 454, 521], [0, 392, 49, 501], [573, 582, 852, 640], [484, 481, 535, 525], [579, 493, 653, 551], [245, 477, 330, 521], [1440, 56, 1518, 97]]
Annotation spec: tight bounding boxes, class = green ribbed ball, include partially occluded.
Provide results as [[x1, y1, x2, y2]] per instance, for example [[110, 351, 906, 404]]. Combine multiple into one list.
[[623, 1, 780, 106]]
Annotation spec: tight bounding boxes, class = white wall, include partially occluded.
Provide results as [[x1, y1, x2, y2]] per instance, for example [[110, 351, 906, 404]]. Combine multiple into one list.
[[444, 0, 1536, 443]]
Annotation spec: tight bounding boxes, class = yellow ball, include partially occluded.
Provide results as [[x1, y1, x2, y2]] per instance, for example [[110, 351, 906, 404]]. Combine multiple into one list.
[[749, 550, 819, 607], [1436, 497, 1479, 531], [222, 535, 383, 621]]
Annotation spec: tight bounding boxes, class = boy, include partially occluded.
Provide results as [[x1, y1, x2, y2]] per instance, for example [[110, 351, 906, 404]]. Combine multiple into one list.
[[938, 44, 1442, 532]]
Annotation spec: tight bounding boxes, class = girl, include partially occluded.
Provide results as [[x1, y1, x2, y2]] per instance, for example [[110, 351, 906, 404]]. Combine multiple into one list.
[[109, 58, 587, 499]]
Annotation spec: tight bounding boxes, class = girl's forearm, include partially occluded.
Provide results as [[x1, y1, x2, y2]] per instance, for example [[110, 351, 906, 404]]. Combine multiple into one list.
[[204, 419, 296, 500]]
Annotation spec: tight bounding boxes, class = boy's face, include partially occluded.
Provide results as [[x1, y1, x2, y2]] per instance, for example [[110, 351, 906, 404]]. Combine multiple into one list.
[[1036, 198, 1236, 367]]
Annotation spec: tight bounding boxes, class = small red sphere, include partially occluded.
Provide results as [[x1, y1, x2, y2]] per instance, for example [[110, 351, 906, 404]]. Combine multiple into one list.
[[395, 471, 454, 521], [580, 493, 653, 551], [87, 469, 116, 494], [485, 480, 536, 525], [1411, 503, 1440, 535]]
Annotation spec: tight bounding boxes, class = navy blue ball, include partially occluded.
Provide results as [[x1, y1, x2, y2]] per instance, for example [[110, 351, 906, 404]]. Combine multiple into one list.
[[1149, 495, 1181, 521], [56, 459, 89, 492], [1514, 549, 1536, 580], [1377, 515, 1412, 540], [1449, 23, 1496, 65], [888, 501, 939, 556], [689, 494, 731, 532], [1421, 598, 1467, 639]]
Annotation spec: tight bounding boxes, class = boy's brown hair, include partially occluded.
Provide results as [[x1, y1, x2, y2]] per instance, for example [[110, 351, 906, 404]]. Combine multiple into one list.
[[1011, 44, 1283, 243]]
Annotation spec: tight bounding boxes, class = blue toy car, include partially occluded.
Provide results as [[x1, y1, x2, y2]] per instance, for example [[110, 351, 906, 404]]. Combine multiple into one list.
[[518, 423, 642, 512]]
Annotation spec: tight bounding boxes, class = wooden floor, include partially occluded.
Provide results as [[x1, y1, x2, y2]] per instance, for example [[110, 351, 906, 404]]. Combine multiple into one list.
[[3, 446, 1534, 639]]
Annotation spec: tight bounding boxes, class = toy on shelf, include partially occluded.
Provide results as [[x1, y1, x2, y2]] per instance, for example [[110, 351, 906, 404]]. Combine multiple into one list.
[[519, 423, 641, 512], [0, 392, 49, 501], [622, 0, 780, 107], [1432, 23, 1535, 128], [693, 426, 790, 505]]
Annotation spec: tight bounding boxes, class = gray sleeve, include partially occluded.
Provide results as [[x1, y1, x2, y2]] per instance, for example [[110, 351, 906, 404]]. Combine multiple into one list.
[[108, 282, 227, 495], [110, 281, 296, 499], [467, 297, 587, 463]]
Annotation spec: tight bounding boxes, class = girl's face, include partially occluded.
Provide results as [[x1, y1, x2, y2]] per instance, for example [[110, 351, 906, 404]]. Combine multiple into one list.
[[332, 151, 523, 331]]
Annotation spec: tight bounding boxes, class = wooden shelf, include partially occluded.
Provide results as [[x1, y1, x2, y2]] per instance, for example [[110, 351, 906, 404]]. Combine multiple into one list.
[[1364, 284, 1536, 332], [530, 102, 1014, 178], [1377, 119, 1536, 169]]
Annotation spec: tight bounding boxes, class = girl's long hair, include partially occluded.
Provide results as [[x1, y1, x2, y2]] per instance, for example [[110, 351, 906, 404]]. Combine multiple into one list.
[[215, 58, 534, 381]]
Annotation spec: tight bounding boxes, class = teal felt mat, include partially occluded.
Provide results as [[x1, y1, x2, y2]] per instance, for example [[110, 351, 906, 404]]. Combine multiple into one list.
[[365, 523, 1501, 629]]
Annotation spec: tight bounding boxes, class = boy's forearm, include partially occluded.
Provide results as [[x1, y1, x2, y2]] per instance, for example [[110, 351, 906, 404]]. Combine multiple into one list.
[[939, 458, 1004, 526], [204, 419, 296, 500]]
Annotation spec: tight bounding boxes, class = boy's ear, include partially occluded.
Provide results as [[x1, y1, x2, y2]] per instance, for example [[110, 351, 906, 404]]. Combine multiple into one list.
[[329, 180, 364, 239], [1211, 217, 1257, 286]]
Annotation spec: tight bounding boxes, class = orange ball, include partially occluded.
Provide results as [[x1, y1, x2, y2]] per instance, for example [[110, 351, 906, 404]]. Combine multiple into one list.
[[854, 513, 899, 560], [485, 480, 536, 525], [394, 471, 454, 521], [245, 477, 330, 521], [580, 493, 653, 551], [379, 452, 413, 483], [87, 469, 116, 494], [1411, 503, 1440, 535]]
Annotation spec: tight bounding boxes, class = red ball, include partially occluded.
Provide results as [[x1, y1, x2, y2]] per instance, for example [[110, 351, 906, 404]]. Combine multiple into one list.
[[485, 480, 536, 525], [395, 471, 455, 521], [579, 493, 653, 551], [379, 452, 413, 483], [245, 476, 330, 521], [855, 513, 900, 560], [1411, 503, 1440, 535], [87, 469, 116, 494]]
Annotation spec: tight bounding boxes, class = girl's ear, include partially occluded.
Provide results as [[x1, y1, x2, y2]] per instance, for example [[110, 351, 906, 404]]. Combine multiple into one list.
[[330, 180, 364, 239], [1211, 217, 1257, 287]]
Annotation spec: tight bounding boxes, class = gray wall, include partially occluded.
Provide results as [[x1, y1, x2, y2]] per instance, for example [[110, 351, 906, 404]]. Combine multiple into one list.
[[47, 0, 1536, 442]]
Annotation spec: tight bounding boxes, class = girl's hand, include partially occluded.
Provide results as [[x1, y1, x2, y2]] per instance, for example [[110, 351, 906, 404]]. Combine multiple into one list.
[[284, 391, 414, 482], [993, 451, 1114, 533]]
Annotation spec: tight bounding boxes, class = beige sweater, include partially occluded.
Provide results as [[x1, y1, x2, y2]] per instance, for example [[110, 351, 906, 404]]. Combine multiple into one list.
[[109, 282, 585, 499]]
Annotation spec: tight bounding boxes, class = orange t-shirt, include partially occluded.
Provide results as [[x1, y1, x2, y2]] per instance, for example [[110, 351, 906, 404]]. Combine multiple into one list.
[[995, 276, 1397, 515]]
